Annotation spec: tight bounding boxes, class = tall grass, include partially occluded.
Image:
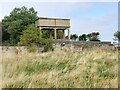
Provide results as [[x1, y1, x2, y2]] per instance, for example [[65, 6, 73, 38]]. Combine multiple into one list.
[[2, 46, 118, 88]]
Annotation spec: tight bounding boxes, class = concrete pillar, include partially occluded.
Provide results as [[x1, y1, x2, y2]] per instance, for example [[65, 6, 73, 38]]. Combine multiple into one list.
[[54, 28, 57, 39], [68, 28, 70, 40], [63, 30, 65, 39], [50, 30, 52, 39]]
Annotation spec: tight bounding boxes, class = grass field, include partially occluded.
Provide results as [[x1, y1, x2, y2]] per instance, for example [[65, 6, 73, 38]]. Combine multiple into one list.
[[2, 46, 118, 88]]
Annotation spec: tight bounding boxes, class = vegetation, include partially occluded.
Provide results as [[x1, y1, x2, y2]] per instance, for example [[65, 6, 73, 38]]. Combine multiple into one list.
[[1, 6, 64, 45], [2, 46, 118, 88], [43, 38, 54, 52], [79, 34, 87, 41], [87, 32, 100, 41], [1, 6, 54, 52], [18, 24, 42, 46], [114, 31, 120, 43], [18, 24, 54, 52], [70, 34, 78, 40], [1, 5, 119, 89], [28, 46, 37, 53], [57, 30, 64, 39], [71, 32, 100, 41], [2, 6, 38, 45], [42, 30, 64, 39]]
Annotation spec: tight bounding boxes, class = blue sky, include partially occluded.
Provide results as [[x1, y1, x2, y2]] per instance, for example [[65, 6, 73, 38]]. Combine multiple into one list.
[[0, 2, 118, 42]]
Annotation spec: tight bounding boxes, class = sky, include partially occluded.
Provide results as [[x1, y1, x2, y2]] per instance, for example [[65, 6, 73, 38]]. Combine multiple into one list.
[[0, 1, 118, 42]]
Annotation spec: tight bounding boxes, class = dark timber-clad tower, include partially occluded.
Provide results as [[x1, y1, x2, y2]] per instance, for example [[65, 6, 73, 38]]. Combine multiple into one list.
[[35, 17, 70, 40]]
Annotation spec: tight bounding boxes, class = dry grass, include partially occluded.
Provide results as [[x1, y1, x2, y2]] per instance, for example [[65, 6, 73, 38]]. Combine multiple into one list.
[[1, 46, 118, 88]]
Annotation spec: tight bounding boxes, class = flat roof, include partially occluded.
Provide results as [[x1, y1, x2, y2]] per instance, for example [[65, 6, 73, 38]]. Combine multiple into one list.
[[36, 17, 70, 21]]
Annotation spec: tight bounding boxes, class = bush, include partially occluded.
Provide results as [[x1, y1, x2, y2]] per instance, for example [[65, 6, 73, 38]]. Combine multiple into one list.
[[18, 24, 42, 46], [43, 39, 54, 52], [18, 25, 54, 52], [2, 40, 17, 46], [2, 40, 11, 46]]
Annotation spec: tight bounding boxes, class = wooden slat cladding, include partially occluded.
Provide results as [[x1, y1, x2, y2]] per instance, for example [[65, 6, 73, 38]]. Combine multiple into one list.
[[36, 17, 70, 27]]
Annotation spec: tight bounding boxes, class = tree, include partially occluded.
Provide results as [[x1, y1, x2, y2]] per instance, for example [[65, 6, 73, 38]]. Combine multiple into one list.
[[79, 34, 87, 41], [87, 32, 100, 41], [114, 31, 120, 43], [18, 24, 42, 46], [70, 34, 78, 40], [2, 6, 37, 45], [18, 24, 54, 52], [42, 30, 52, 39]]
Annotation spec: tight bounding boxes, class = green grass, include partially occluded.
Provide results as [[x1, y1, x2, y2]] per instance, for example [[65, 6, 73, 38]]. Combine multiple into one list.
[[2, 46, 118, 88]]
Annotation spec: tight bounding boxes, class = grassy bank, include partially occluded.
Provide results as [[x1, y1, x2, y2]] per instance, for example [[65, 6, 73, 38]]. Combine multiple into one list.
[[2, 46, 118, 88]]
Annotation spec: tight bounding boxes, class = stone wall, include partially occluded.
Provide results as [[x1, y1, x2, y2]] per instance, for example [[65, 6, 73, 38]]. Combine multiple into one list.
[[1, 41, 115, 54]]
